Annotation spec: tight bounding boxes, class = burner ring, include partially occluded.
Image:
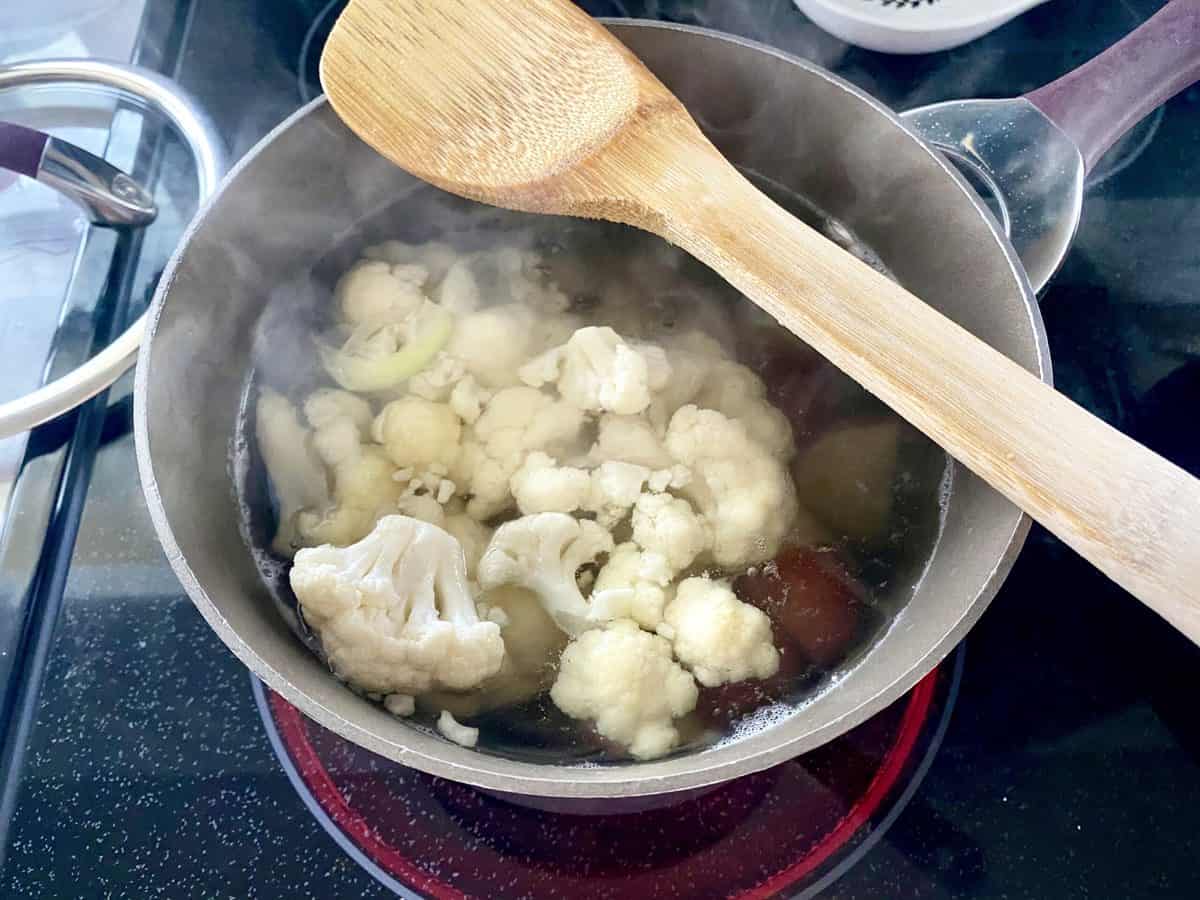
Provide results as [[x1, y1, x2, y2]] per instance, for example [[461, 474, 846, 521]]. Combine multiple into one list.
[[255, 646, 962, 899]]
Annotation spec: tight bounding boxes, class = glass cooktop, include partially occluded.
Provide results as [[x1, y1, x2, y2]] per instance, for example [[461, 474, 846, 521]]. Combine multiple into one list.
[[0, 1, 1196, 897]]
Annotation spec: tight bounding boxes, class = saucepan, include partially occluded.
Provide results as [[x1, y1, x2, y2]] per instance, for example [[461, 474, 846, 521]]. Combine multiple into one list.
[[134, 7, 1200, 798]]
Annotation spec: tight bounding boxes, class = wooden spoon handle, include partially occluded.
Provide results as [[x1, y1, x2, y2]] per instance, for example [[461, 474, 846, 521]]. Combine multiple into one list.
[[660, 154, 1200, 641]]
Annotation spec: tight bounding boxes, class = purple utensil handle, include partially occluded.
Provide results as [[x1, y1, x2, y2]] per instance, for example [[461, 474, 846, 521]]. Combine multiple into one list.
[[1026, 0, 1200, 172], [0, 120, 50, 179], [0, 118, 155, 226]]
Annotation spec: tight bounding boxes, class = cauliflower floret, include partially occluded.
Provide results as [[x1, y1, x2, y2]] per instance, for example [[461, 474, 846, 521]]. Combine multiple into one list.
[[550, 620, 698, 760], [446, 303, 536, 388], [695, 360, 795, 461], [510, 452, 591, 514], [494, 246, 572, 315], [436, 258, 482, 314], [449, 374, 487, 424], [427, 584, 567, 718], [523, 326, 671, 416], [453, 387, 588, 520], [290, 515, 504, 695], [647, 464, 691, 493], [295, 412, 402, 549], [630, 492, 710, 574], [395, 493, 446, 527], [334, 259, 427, 328], [477, 513, 614, 635], [303, 388, 374, 466], [407, 352, 467, 402], [392, 496, 491, 579], [256, 389, 330, 556], [304, 388, 374, 434], [384, 694, 415, 717], [583, 460, 650, 528], [295, 446, 403, 546], [665, 406, 798, 568], [437, 710, 479, 747], [476, 386, 587, 459], [373, 396, 462, 470], [363, 239, 458, 285], [664, 577, 779, 687], [588, 414, 673, 469], [451, 438, 518, 521], [643, 330, 729, 430], [591, 542, 673, 629]]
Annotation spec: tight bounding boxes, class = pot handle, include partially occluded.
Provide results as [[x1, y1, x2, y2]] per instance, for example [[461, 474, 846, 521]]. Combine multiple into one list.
[[0, 120, 157, 227], [0, 59, 226, 439], [1025, 0, 1200, 172]]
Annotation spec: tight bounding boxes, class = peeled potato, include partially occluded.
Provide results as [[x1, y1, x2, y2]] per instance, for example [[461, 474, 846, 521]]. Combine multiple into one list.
[[421, 585, 567, 719], [792, 421, 900, 543]]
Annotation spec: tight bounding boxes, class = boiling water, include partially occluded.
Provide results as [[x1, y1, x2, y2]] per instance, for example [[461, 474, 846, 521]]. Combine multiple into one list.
[[233, 176, 951, 765]]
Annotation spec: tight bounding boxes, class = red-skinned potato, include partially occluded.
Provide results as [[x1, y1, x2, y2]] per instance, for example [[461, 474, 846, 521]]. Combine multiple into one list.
[[735, 545, 864, 670]]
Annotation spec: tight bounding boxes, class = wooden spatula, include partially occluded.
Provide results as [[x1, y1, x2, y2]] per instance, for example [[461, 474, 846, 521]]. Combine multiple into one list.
[[320, 0, 1200, 643]]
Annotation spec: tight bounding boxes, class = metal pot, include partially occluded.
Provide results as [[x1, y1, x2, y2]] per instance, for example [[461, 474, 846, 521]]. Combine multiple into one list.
[[134, 16, 1189, 798]]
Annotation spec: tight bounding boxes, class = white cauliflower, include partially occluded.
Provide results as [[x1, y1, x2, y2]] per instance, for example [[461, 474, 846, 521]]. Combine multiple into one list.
[[647, 465, 691, 493], [475, 387, 588, 459], [454, 387, 587, 520], [436, 258, 482, 313], [406, 352, 467, 402], [384, 694, 415, 717], [591, 542, 673, 629], [304, 388, 373, 438], [588, 414, 673, 469], [445, 303, 536, 388], [664, 577, 779, 687], [477, 513, 615, 635], [302, 388, 375, 471], [334, 259, 427, 328], [522, 326, 671, 416], [395, 493, 446, 528], [665, 405, 798, 568], [584, 460, 650, 528], [448, 375, 487, 424], [291, 395, 403, 549], [256, 389, 330, 556], [363, 240, 458, 285], [290, 515, 504, 695], [450, 439, 518, 522], [630, 492, 710, 574], [373, 396, 462, 470], [695, 360, 795, 461], [492, 246, 572, 315], [550, 620, 698, 760], [510, 452, 591, 514], [646, 330, 727, 431], [437, 710, 479, 747]]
